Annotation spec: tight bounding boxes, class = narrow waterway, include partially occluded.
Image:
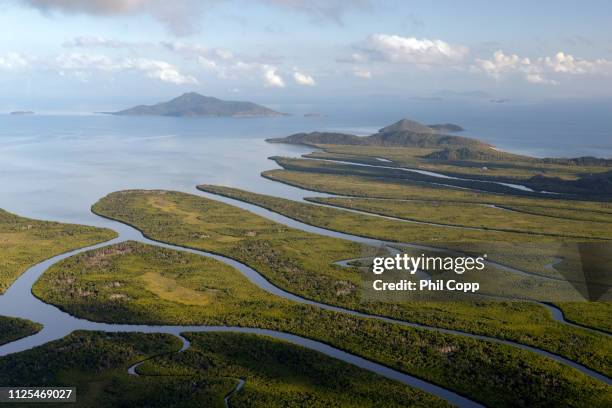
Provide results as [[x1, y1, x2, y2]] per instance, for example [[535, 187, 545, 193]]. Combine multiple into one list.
[[0, 217, 484, 408], [0, 141, 609, 407]]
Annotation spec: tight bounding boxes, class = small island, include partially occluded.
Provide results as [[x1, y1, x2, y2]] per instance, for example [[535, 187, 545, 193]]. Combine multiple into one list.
[[10, 111, 34, 115], [428, 123, 464, 133], [105, 92, 287, 118]]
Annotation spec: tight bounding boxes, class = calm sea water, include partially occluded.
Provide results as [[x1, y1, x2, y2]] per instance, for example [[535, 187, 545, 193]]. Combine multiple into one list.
[[0, 98, 610, 226]]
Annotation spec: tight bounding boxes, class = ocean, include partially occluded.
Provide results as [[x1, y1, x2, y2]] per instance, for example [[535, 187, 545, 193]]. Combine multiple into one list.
[[0, 98, 610, 226]]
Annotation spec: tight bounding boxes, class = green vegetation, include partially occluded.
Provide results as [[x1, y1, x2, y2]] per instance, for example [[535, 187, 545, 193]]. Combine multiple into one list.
[[34, 241, 299, 325], [0, 316, 41, 346], [559, 303, 612, 333], [93, 190, 366, 308], [32, 240, 612, 406], [306, 196, 612, 239], [259, 167, 612, 329], [262, 168, 612, 214], [142, 332, 445, 407], [199, 184, 583, 280], [89, 192, 611, 378], [267, 116, 612, 196], [0, 208, 117, 293], [0, 331, 224, 407], [304, 144, 611, 182], [0, 331, 446, 408]]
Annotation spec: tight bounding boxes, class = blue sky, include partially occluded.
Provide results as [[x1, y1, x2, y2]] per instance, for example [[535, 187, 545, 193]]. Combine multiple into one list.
[[1, 0, 611, 111]]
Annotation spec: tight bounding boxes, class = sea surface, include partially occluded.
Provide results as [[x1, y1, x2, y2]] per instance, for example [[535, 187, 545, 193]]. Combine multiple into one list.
[[0, 98, 610, 226]]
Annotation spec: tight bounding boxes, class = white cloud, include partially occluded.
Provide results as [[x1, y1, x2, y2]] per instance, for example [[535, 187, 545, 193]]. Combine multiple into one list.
[[54, 53, 197, 84], [263, 66, 285, 87], [123, 58, 198, 84], [473, 50, 612, 85], [191, 46, 287, 88], [473, 51, 527, 79], [0, 53, 30, 70], [353, 68, 372, 79], [358, 34, 468, 65], [293, 71, 315, 86], [542, 52, 612, 75]]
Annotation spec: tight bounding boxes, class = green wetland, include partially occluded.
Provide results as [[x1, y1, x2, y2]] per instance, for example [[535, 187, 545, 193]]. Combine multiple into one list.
[[0, 116, 610, 407]]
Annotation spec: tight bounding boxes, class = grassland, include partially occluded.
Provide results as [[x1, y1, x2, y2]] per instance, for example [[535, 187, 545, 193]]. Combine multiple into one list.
[[198, 184, 586, 280], [262, 167, 612, 214], [0, 331, 447, 408], [306, 197, 612, 239], [558, 303, 612, 333], [0, 208, 117, 293], [304, 144, 611, 182], [259, 167, 612, 326], [0, 316, 41, 346], [89, 191, 611, 378], [271, 156, 542, 196], [32, 240, 612, 406]]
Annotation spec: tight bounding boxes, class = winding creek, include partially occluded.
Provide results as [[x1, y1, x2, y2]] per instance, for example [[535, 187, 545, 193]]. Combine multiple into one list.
[[0, 186, 610, 408], [0, 124, 610, 407]]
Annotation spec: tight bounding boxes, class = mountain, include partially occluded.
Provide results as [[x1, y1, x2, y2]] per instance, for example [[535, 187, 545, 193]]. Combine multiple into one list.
[[108, 92, 286, 117], [378, 118, 435, 134], [267, 118, 486, 149]]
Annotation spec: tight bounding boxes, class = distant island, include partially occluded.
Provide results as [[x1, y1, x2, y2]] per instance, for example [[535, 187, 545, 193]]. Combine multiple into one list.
[[10, 111, 34, 115], [105, 92, 287, 118], [428, 123, 464, 133]]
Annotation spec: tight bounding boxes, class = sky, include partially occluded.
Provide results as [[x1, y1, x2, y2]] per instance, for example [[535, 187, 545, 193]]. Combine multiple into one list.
[[1, 0, 612, 111]]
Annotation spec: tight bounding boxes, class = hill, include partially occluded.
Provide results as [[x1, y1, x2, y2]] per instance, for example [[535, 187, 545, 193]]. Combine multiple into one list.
[[267, 118, 486, 148], [428, 123, 464, 133], [108, 92, 286, 117]]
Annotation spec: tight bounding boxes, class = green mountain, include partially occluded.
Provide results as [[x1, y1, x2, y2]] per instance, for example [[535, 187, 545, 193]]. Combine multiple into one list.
[[108, 92, 286, 117]]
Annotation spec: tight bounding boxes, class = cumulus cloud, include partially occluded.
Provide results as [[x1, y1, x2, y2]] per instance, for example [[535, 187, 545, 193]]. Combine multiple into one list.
[[357, 34, 468, 65], [263, 66, 285, 87], [54, 52, 197, 84], [473, 50, 612, 85], [293, 71, 315, 86], [19, 0, 210, 36], [198, 57, 286, 88], [181, 43, 286, 88], [124, 58, 198, 84]]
